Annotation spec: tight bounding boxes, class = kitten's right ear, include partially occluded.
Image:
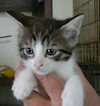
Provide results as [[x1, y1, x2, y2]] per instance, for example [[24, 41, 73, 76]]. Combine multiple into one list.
[[7, 11, 33, 26], [60, 14, 84, 48]]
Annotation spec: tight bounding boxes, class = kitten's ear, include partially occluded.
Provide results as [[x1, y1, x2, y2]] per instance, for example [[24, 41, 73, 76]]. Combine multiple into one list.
[[61, 14, 84, 47], [7, 11, 33, 26]]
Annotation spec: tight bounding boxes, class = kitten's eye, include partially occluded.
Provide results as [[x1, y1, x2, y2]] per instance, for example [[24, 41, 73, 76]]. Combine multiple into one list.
[[24, 48, 34, 56], [46, 49, 57, 56]]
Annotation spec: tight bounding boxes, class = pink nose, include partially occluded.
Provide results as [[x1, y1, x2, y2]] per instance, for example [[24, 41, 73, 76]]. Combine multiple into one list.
[[34, 62, 43, 68]]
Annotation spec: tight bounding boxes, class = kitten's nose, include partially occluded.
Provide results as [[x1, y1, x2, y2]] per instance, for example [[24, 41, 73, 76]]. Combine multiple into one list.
[[34, 62, 43, 68]]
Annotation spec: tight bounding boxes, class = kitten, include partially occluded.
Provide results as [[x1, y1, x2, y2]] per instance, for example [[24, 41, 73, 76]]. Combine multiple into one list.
[[8, 11, 84, 106]]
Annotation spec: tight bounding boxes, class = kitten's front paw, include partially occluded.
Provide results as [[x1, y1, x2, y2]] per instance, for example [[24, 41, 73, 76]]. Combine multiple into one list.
[[12, 78, 36, 100]]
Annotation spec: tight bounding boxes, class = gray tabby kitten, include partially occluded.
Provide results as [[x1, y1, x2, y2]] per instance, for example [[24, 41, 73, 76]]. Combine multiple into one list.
[[8, 11, 84, 106]]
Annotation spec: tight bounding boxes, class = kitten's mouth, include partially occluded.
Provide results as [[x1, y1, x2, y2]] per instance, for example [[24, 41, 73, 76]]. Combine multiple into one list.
[[34, 68, 47, 75]]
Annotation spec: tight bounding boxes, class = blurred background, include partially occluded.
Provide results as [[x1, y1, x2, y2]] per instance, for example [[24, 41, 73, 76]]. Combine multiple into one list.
[[0, 0, 99, 106]]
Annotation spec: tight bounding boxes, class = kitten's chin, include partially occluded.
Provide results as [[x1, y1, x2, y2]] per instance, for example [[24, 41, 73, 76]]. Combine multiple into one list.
[[32, 69, 50, 75]]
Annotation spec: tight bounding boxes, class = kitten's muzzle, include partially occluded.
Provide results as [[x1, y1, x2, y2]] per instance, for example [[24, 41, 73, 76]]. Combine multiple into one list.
[[34, 63, 43, 69]]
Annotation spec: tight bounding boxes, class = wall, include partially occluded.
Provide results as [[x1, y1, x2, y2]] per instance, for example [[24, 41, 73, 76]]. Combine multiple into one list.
[[52, 0, 73, 20], [0, 13, 20, 69]]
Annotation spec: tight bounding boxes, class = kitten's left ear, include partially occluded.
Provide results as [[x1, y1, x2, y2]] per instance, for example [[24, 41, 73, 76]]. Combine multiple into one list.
[[7, 11, 33, 27], [61, 14, 84, 48]]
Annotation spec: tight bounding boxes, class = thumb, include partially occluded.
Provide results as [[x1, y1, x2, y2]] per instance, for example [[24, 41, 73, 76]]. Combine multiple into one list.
[[36, 73, 64, 102]]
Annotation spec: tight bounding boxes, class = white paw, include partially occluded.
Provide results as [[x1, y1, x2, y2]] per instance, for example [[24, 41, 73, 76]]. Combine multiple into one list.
[[61, 75, 84, 106], [12, 78, 36, 100]]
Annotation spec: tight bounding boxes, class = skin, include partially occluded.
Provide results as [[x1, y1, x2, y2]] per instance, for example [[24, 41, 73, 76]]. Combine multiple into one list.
[[15, 61, 100, 106]]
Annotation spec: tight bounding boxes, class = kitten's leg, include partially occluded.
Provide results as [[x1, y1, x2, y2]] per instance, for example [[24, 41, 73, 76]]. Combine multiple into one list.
[[12, 69, 37, 100], [62, 75, 84, 106]]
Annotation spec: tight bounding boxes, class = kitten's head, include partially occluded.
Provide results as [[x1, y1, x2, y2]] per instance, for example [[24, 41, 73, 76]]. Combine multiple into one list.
[[8, 11, 83, 75]]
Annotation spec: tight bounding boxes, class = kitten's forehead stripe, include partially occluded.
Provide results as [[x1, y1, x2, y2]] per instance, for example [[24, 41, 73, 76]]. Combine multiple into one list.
[[32, 24, 54, 46]]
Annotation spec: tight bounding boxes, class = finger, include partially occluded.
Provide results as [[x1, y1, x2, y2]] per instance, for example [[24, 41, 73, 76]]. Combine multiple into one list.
[[16, 60, 25, 70], [36, 73, 64, 103], [23, 91, 50, 106], [15, 60, 25, 78]]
